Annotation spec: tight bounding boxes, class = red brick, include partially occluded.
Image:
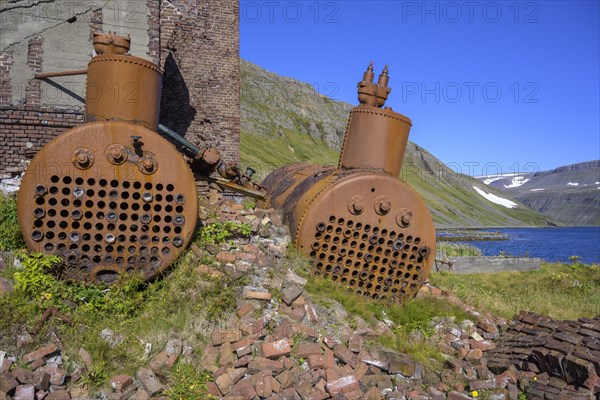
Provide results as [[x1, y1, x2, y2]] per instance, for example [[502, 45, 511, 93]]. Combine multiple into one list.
[[261, 339, 291, 359]]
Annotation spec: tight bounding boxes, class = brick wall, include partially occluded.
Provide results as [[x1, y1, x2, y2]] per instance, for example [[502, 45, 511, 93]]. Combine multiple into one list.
[[0, 109, 84, 175], [0, 0, 240, 177], [159, 0, 240, 163]]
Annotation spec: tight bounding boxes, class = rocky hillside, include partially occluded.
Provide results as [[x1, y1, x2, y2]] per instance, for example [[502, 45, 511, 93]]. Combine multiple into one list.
[[1, 196, 598, 400], [241, 59, 352, 150], [477, 161, 600, 226], [240, 60, 554, 228]]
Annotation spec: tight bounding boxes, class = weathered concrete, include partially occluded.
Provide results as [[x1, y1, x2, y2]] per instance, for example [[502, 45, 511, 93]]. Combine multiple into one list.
[[7, 41, 29, 106], [39, 11, 90, 109], [1, 0, 241, 182], [1, 0, 150, 109], [436, 256, 542, 274], [101, 0, 150, 59]]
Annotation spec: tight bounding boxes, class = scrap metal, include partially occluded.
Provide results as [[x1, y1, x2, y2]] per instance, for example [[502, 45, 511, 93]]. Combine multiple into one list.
[[17, 33, 258, 284], [261, 62, 436, 303]]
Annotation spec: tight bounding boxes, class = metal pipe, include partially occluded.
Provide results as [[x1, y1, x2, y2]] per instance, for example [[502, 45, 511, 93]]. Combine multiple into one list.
[[158, 123, 261, 197], [158, 123, 201, 155], [34, 69, 88, 79]]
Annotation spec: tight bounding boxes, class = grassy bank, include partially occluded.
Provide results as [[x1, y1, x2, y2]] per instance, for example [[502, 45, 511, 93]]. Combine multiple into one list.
[[305, 275, 472, 368], [436, 242, 482, 257], [0, 244, 248, 397], [430, 261, 600, 320]]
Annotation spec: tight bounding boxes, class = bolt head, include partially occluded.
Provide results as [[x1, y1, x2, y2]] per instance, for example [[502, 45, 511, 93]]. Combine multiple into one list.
[[143, 159, 154, 170], [396, 208, 414, 227], [352, 200, 364, 214], [379, 201, 391, 213]]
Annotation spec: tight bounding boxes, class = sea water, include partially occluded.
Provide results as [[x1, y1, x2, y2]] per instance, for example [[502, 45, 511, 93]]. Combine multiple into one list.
[[462, 227, 600, 264]]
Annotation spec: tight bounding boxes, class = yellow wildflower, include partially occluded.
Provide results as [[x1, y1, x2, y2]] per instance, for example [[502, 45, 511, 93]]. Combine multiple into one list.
[[471, 390, 479, 398]]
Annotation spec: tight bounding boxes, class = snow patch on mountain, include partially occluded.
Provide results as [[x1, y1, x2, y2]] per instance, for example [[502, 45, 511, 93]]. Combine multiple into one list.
[[483, 176, 504, 185], [504, 176, 530, 189], [473, 186, 518, 209], [567, 182, 579, 186]]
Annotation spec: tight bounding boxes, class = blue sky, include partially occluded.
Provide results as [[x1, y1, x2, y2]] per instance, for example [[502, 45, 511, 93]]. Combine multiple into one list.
[[240, 1, 599, 176]]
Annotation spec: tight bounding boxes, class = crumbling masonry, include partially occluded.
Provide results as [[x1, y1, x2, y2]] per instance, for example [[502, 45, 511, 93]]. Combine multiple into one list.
[[0, 0, 240, 178]]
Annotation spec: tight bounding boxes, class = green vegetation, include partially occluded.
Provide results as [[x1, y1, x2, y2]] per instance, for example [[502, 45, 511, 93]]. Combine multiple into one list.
[[400, 155, 553, 228], [0, 192, 25, 251], [430, 261, 600, 320], [6, 252, 146, 318], [196, 221, 252, 246], [436, 229, 509, 242], [305, 276, 472, 366], [0, 250, 251, 395], [166, 362, 215, 400], [436, 242, 482, 257], [240, 131, 338, 181], [240, 60, 554, 227]]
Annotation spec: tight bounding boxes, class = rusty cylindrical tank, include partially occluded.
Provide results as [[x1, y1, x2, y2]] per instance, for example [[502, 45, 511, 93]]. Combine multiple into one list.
[[261, 63, 436, 303], [17, 33, 198, 284], [86, 32, 162, 130]]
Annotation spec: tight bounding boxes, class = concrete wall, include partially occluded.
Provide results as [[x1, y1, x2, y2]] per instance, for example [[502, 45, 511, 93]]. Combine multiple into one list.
[[434, 256, 542, 274], [0, 0, 240, 177]]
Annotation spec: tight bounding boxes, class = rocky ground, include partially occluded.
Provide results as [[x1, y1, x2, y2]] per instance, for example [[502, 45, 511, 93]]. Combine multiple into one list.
[[1, 193, 599, 400]]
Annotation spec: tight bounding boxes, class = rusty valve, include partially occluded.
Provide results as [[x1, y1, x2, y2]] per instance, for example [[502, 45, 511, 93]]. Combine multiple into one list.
[[106, 144, 127, 164], [374, 196, 391, 215], [73, 148, 94, 169], [348, 196, 365, 215], [397, 208, 414, 227], [138, 154, 158, 174]]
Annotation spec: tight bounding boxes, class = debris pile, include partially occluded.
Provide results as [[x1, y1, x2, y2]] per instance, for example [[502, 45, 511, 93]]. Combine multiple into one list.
[[1, 195, 598, 400], [487, 311, 600, 399]]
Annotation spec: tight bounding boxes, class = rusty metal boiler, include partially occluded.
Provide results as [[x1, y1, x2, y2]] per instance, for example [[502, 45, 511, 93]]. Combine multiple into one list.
[[261, 63, 436, 303], [17, 33, 198, 284]]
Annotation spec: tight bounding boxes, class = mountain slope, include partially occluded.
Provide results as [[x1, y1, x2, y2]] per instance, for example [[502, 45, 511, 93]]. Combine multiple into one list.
[[477, 161, 600, 226], [240, 59, 554, 228], [401, 143, 554, 227]]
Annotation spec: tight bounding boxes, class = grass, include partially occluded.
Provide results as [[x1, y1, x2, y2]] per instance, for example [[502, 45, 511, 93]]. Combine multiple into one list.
[[0, 249, 249, 396], [436, 242, 482, 257], [240, 130, 338, 181], [0, 192, 25, 251], [430, 261, 600, 320], [305, 276, 472, 367], [165, 361, 215, 400]]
